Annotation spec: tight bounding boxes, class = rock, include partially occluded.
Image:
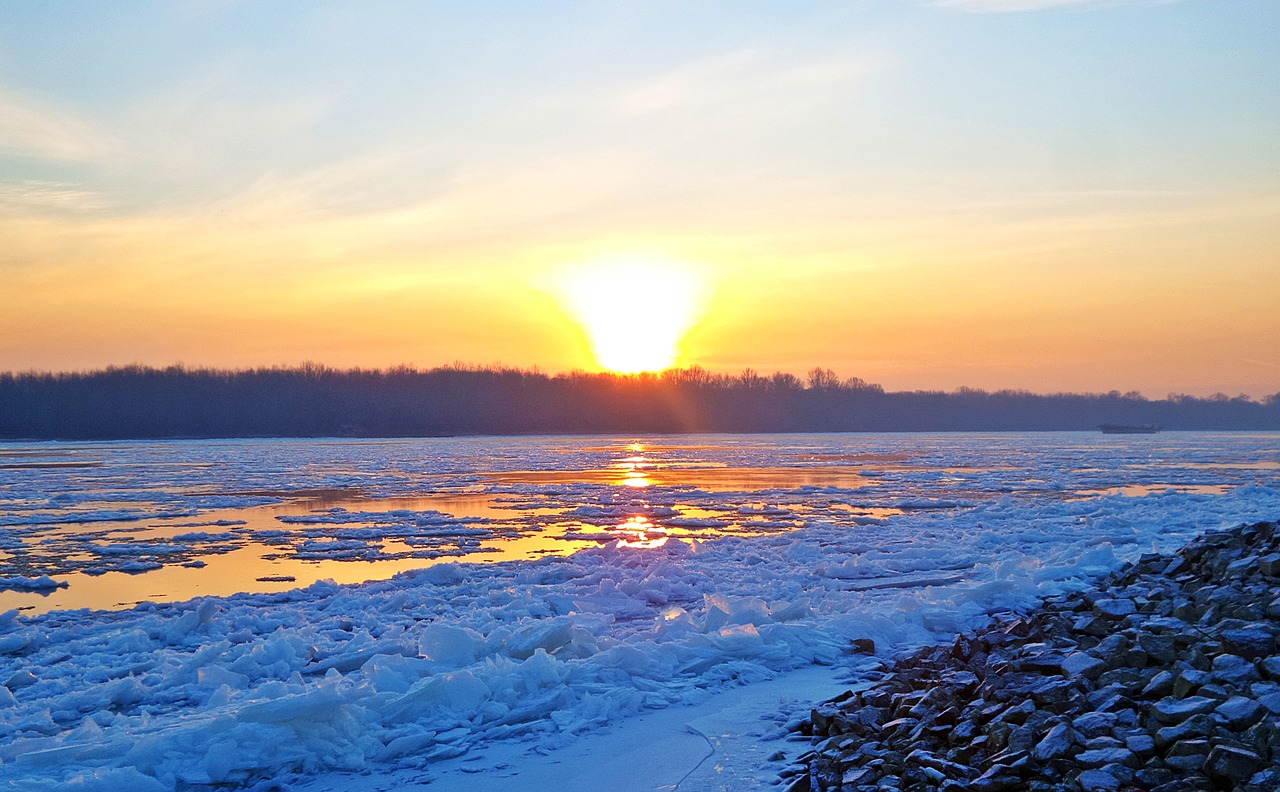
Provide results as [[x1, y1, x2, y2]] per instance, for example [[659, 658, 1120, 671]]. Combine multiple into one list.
[[851, 638, 876, 655], [1214, 695, 1264, 730], [1164, 738, 1211, 773], [1140, 670, 1175, 698], [1076, 768, 1122, 791], [1163, 753, 1208, 772], [1222, 627, 1276, 661], [1123, 731, 1155, 757], [839, 767, 876, 786], [1173, 668, 1211, 698], [970, 766, 1023, 791], [1076, 747, 1136, 769], [1032, 723, 1074, 761], [1135, 767, 1176, 788], [1061, 652, 1106, 680], [1257, 690, 1280, 714], [1082, 736, 1123, 751], [1259, 655, 1280, 679], [1072, 710, 1118, 738], [1154, 714, 1214, 749], [1093, 599, 1137, 619], [1205, 745, 1264, 784], [1151, 695, 1218, 724], [1212, 653, 1262, 685], [785, 519, 1280, 792]]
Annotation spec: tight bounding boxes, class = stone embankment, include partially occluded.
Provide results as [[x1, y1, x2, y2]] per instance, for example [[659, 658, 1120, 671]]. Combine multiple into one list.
[[786, 520, 1280, 792]]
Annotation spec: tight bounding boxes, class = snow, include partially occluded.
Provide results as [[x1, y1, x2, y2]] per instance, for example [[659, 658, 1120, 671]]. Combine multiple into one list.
[[0, 432, 1277, 790]]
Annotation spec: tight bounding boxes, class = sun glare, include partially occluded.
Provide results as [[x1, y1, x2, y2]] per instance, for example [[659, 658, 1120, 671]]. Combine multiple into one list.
[[556, 257, 705, 374]]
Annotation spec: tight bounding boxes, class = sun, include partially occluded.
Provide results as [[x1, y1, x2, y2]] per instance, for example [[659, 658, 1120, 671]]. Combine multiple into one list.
[[555, 256, 705, 374]]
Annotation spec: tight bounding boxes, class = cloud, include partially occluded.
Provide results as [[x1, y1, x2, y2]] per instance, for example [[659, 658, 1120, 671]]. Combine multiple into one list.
[[0, 181, 109, 212], [0, 92, 113, 162], [616, 49, 879, 118]]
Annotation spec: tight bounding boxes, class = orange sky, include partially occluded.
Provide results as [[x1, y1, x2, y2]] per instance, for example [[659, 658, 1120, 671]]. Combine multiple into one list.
[[2, 2, 1278, 398]]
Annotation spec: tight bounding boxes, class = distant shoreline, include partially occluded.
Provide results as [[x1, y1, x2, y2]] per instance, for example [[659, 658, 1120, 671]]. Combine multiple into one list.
[[3, 365, 1278, 440]]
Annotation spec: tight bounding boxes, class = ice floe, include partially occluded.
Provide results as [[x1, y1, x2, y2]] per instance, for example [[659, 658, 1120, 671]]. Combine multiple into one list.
[[0, 433, 1277, 789]]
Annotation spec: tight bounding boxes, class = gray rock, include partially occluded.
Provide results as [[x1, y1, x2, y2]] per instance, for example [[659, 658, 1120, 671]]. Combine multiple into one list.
[[1205, 745, 1264, 784], [1173, 668, 1211, 698], [1151, 695, 1218, 724], [839, 767, 876, 786], [1196, 682, 1229, 701], [1166, 738, 1211, 759], [1076, 768, 1122, 791], [1257, 690, 1280, 714], [1032, 723, 1074, 761], [1154, 714, 1214, 749], [1061, 652, 1106, 679], [970, 766, 1022, 791], [1135, 767, 1176, 788], [1222, 627, 1276, 660], [1077, 747, 1135, 768], [1259, 655, 1280, 679], [1144, 616, 1190, 633], [1071, 710, 1118, 738], [1137, 634, 1177, 664], [1083, 736, 1123, 750], [1098, 762, 1135, 785], [1006, 725, 1036, 753], [1093, 599, 1137, 619], [1212, 653, 1261, 685], [1140, 670, 1175, 698], [1123, 732, 1155, 757], [1214, 695, 1264, 730], [1163, 753, 1207, 772]]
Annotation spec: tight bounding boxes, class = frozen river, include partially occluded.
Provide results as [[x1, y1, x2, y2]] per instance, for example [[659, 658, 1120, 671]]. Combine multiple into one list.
[[1, 433, 1278, 789]]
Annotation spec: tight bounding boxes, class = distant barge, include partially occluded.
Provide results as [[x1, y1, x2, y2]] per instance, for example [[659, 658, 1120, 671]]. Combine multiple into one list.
[[1100, 424, 1160, 434]]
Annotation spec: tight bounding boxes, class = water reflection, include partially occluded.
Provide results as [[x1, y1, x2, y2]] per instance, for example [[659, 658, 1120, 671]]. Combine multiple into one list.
[[3, 432, 1275, 615], [614, 516, 669, 549], [488, 465, 873, 491]]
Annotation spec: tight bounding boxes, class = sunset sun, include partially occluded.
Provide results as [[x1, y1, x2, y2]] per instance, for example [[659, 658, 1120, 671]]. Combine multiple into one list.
[[556, 257, 705, 374]]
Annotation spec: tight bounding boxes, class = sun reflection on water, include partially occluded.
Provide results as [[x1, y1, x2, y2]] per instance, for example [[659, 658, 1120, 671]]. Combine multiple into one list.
[[614, 515, 669, 549], [616, 447, 653, 487]]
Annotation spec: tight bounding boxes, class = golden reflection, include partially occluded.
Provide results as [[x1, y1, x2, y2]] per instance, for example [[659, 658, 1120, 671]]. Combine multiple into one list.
[[615, 515, 669, 549], [615, 449, 653, 487], [621, 470, 652, 488]]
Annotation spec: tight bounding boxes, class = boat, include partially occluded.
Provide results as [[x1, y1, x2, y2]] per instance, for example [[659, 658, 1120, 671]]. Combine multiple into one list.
[[1100, 424, 1160, 434]]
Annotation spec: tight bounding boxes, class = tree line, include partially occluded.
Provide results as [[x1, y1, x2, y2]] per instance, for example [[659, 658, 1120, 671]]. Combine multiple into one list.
[[1, 363, 1277, 439]]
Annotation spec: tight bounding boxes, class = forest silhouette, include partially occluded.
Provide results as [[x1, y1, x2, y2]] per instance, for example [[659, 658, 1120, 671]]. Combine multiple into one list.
[[2, 364, 1277, 440]]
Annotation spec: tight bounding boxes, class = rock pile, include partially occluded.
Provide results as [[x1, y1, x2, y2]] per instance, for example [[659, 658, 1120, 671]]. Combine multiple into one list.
[[786, 520, 1280, 792]]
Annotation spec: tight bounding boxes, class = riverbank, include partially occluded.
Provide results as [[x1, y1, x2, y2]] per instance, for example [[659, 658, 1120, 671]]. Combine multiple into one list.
[[788, 520, 1280, 791]]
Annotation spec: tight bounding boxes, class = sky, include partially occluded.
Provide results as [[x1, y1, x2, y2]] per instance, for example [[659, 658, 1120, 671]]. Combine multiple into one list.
[[1, 0, 1277, 397]]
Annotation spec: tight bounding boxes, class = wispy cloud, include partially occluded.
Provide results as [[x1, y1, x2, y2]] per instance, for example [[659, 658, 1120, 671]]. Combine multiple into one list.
[[0, 91, 113, 162], [616, 49, 880, 117], [0, 180, 109, 212]]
